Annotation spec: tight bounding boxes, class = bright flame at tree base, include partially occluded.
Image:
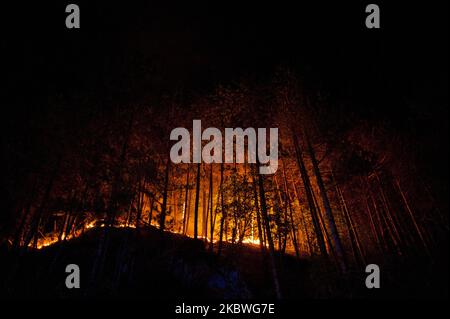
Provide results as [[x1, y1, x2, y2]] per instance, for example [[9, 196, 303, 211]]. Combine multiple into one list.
[[29, 219, 266, 251]]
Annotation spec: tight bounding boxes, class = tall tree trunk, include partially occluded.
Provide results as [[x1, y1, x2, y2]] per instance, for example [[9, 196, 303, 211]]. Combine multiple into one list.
[[23, 155, 61, 250], [148, 198, 154, 226], [208, 165, 214, 245], [312, 189, 339, 265], [292, 181, 313, 255], [336, 182, 366, 267], [136, 178, 146, 228], [89, 110, 135, 293], [293, 133, 328, 258], [395, 179, 430, 255], [12, 176, 37, 248], [257, 169, 282, 299], [159, 156, 171, 232], [252, 173, 266, 255], [305, 132, 347, 273], [182, 167, 190, 234], [193, 163, 201, 239], [364, 193, 384, 255], [281, 160, 300, 258], [203, 177, 208, 241], [274, 176, 286, 253], [376, 175, 405, 248], [217, 162, 226, 257], [366, 177, 401, 256]]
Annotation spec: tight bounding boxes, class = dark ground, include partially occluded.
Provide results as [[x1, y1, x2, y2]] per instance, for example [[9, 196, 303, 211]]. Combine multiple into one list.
[[0, 227, 447, 299]]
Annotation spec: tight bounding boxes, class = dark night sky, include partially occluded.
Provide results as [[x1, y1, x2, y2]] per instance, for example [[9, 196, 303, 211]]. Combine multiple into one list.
[[2, 1, 448, 171], [4, 1, 448, 100]]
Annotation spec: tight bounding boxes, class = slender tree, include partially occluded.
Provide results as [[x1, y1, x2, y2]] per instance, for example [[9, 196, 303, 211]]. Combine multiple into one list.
[[193, 163, 201, 239]]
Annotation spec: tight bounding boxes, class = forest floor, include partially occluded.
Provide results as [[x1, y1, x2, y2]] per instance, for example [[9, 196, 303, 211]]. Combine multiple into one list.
[[0, 226, 447, 299]]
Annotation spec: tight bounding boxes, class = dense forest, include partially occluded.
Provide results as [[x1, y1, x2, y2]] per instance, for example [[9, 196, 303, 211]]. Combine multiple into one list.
[[1, 1, 448, 299]]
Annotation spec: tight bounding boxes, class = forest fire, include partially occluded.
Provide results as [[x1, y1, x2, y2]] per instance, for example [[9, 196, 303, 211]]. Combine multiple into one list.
[[10, 77, 444, 269], [6, 82, 445, 299], [32, 217, 265, 250], [33, 220, 98, 249], [2, 1, 447, 303]]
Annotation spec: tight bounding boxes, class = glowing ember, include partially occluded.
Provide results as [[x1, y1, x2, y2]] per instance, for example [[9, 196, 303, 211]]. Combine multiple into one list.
[[30, 219, 266, 251]]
